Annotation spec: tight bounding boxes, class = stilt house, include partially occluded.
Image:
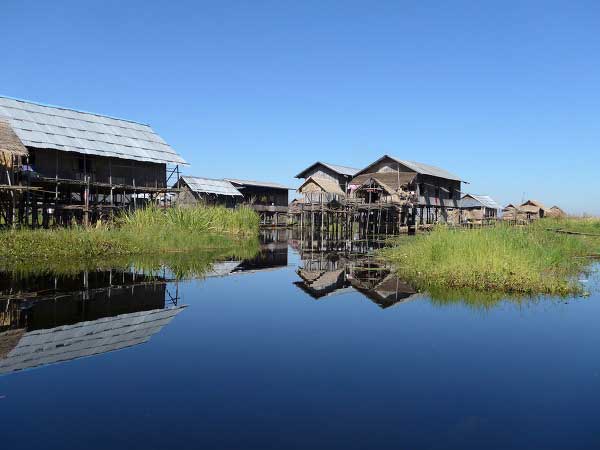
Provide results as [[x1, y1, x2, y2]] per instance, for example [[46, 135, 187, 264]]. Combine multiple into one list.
[[225, 178, 293, 226], [519, 199, 546, 220], [460, 194, 501, 224], [176, 176, 243, 208], [0, 96, 186, 227]]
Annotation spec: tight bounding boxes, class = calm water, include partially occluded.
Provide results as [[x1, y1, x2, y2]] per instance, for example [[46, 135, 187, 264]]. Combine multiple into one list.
[[1, 232, 599, 450]]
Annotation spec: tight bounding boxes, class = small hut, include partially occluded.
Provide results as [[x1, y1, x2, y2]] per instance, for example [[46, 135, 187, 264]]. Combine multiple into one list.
[[546, 205, 566, 218], [225, 178, 293, 226], [175, 176, 243, 208], [460, 194, 501, 224], [519, 200, 546, 220]]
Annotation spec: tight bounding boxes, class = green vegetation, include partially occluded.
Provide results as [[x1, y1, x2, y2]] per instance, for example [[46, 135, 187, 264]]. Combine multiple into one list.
[[0, 205, 261, 273], [380, 218, 600, 296]]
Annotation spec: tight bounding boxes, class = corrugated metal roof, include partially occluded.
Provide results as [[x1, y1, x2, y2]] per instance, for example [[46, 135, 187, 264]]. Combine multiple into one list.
[[461, 194, 502, 209], [181, 176, 243, 196], [320, 162, 359, 176], [225, 178, 294, 190], [295, 161, 360, 178], [390, 157, 463, 181], [0, 96, 187, 165]]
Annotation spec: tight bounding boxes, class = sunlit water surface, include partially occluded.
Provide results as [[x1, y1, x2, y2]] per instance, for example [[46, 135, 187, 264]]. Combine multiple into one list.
[[1, 233, 599, 450]]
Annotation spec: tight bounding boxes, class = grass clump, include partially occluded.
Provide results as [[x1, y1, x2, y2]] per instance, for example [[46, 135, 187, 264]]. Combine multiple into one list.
[[0, 205, 261, 268], [379, 218, 600, 296]]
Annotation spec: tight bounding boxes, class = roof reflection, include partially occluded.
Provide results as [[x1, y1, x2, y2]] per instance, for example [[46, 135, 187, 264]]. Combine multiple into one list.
[[0, 269, 184, 375], [294, 249, 421, 308]]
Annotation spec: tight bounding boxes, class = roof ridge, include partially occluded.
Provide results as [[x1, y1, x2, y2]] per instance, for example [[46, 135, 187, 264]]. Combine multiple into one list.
[[182, 175, 233, 182], [0, 94, 150, 127]]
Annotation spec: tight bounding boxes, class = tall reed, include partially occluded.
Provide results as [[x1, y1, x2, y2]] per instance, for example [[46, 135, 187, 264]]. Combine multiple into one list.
[[380, 218, 600, 296], [0, 205, 261, 268]]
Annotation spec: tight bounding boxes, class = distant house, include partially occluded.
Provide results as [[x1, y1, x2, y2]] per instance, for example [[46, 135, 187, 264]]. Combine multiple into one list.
[[519, 199, 546, 220], [176, 176, 243, 208], [460, 194, 501, 223], [546, 205, 567, 218], [502, 203, 521, 221], [295, 162, 359, 197], [225, 178, 293, 226]]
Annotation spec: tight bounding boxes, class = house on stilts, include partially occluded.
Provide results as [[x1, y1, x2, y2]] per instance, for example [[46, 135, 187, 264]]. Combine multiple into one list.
[[460, 194, 501, 224], [175, 176, 243, 208], [224, 178, 293, 226], [295, 162, 359, 198], [292, 154, 465, 237], [0, 96, 186, 227]]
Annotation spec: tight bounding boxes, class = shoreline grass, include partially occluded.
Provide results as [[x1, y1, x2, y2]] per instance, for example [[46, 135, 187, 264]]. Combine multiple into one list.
[[0, 205, 261, 270], [379, 218, 600, 296]]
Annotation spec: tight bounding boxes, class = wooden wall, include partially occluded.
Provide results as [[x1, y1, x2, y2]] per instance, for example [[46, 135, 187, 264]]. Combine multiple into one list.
[[239, 186, 288, 207], [301, 164, 348, 191], [29, 148, 167, 188]]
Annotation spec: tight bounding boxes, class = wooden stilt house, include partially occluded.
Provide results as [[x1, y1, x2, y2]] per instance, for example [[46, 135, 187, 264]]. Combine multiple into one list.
[[519, 200, 546, 220], [460, 194, 501, 224], [350, 155, 464, 225], [175, 176, 243, 208], [0, 96, 186, 227], [225, 178, 293, 226]]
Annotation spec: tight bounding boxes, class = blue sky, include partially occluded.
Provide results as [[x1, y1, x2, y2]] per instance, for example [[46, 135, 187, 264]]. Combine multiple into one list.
[[2, 0, 599, 214]]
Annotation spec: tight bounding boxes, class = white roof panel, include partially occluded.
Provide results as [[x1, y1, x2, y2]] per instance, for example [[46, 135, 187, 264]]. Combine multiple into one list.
[[461, 194, 502, 209], [181, 176, 244, 197], [0, 96, 187, 165]]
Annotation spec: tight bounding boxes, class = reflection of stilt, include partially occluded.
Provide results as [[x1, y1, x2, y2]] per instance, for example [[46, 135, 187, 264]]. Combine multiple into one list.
[[166, 281, 180, 307]]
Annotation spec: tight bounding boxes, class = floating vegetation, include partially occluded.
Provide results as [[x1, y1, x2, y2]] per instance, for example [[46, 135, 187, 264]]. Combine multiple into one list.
[[380, 218, 600, 296]]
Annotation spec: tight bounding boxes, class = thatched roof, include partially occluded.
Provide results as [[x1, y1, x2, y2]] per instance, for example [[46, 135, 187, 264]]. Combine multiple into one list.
[[521, 199, 546, 209], [547, 206, 566, 218], [297, 176, 345, 196], [0, 119, 28, 160], [351, 171, 417, 194]]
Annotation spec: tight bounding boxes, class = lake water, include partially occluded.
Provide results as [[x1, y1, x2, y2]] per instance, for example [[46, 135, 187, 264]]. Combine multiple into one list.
[[1, 231, 599, 450]]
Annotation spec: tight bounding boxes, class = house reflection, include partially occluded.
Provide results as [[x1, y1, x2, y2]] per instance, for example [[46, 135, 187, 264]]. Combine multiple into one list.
[[0, 269, 184, 376], [294, 251, 421, 308], [205, 232, 289, 278]]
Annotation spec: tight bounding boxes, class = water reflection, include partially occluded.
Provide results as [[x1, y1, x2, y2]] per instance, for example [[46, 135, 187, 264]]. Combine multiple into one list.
[[293, 243, 421, 309], [0, 269, 184, 375], [205, 234, 289, 277]]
